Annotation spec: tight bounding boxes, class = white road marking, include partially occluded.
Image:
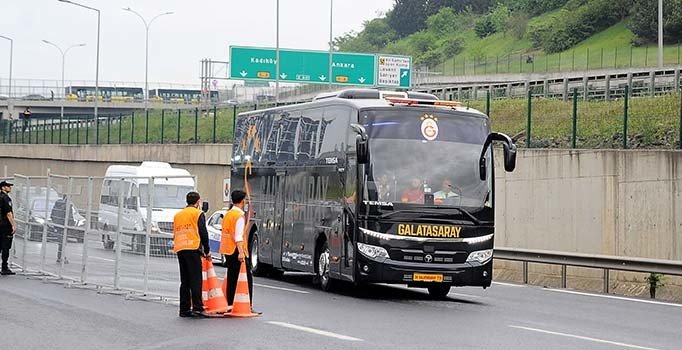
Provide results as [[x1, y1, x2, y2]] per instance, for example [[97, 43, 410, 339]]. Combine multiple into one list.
[[254, 283, 309, 294], [89, 256, 115, 262], [509, 325, 660, 350], [545, 288, 682, 308], [267, 321, 362, 342], [448, 292, 482, 299], [492, 281, 524, 287]]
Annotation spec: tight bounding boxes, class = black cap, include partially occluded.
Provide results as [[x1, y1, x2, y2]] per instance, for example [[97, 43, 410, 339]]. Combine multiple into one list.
[[0, 181, 13, 187]]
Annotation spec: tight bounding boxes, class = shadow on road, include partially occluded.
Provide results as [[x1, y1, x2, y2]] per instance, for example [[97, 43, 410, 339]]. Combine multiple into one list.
[[268, 272, 484, 305]]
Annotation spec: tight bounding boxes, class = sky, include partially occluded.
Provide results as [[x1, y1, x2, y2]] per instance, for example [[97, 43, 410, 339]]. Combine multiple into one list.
[[0, 0, 394, 88]]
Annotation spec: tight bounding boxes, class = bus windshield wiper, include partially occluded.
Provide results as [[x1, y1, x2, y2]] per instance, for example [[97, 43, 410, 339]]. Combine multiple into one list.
[[379, 209, 480, 225]]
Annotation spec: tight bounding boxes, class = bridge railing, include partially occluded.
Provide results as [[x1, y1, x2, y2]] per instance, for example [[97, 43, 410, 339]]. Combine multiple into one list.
[[494, 247, 682, 295]]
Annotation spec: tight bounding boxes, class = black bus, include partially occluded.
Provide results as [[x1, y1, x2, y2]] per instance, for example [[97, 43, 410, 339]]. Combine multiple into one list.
[[148, 88, 219, 104], [65, 86, 143, 102], [231, 89, 516, 298]]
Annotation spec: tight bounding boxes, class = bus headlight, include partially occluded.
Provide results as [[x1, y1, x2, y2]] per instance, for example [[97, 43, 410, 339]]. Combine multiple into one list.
[[466, 249, 493, 264], [357, 242, 389, 260]]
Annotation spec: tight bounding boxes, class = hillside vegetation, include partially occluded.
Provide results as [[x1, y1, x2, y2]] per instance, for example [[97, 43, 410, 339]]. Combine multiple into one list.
[[335, 0, 682, 71]]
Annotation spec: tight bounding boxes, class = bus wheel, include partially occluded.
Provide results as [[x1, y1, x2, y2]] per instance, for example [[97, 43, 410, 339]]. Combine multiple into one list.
[[316, 241, 333, 291], [250, 233, 270, 277], [427, 285, 451, 299]]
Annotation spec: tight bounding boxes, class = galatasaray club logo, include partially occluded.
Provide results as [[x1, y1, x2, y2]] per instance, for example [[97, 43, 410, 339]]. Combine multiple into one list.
[[420, 114, 439, 141]]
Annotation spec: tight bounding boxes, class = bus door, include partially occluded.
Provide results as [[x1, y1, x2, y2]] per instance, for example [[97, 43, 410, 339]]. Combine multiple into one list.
[[280, 172, 298, 270], [271, 171, 287, 270], [339, 155, 356, 280]]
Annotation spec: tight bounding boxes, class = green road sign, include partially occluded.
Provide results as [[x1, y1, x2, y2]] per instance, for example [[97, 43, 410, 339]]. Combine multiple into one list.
[[230, 46, 413, 88], [230, 46, 376, 86]]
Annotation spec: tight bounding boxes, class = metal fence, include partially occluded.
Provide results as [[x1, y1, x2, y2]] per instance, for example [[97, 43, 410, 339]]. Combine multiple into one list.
[[429, 45, 682, 77], [494, 247, 682, 294], [8, 172, 197, 302], [0, 101, 305, 145]]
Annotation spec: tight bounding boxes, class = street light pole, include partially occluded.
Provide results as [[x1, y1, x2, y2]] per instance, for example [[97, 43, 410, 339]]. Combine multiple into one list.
[[329, 0, 333, 91], [58, 0, 100, 143], [658, 0, 663, 68], [123, 8, 173, 113], [275, 0, 280, 105], [0, 35, 13, 110], [43, 40, 86, 143]]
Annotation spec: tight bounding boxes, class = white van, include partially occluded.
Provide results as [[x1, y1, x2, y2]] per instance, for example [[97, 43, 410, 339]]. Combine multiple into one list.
[[99, 161, 195, 255]]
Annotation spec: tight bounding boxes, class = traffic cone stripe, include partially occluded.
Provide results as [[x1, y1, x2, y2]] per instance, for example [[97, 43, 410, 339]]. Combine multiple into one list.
[[239, 272, 248, 280], [234, 294, 250, 303]]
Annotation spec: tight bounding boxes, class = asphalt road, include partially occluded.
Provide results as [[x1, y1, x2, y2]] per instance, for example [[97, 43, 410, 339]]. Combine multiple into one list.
[[1, 261, 681, 350]]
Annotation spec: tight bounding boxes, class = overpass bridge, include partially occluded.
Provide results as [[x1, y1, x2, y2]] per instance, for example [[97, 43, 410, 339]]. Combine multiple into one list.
[[0, 99, 207, 120]]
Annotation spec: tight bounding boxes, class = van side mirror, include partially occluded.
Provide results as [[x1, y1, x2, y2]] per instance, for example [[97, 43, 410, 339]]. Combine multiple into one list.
[[125, 197, 138, 210], [350, 123, 369, 164], [479, 132, 517, 181], [201, 201, 209, 213]]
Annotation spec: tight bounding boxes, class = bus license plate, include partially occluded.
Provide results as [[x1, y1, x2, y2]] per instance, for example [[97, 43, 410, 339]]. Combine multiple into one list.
[[413, 273, 443, 282]]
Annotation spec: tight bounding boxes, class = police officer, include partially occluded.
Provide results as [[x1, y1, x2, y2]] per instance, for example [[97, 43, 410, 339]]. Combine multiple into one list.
[[173, 191, 210, 318], [0, 180, 16, 275], [221, 190, 255, 309]]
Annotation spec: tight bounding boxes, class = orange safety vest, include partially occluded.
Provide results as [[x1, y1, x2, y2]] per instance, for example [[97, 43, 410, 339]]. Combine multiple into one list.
[[219, 208, 248, 257], [173, 207, 202, 253]]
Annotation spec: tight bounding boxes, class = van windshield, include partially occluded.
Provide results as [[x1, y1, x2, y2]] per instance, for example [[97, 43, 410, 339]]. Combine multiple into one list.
[[139, 185, 194, 209]]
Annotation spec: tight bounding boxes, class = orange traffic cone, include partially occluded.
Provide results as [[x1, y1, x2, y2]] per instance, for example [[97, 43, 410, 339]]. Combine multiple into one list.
[[201, 257, 229, 315], [221, 269, 228, 299], [226, 261, 259, 318]]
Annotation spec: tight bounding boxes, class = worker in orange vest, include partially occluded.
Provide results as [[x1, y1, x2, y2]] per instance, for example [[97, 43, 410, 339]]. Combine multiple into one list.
[[173, 191, 211, 318], [220, 189, 255, 309]]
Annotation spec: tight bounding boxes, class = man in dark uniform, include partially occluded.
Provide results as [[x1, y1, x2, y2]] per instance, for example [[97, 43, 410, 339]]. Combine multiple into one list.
[[0, 180, 16, 275]]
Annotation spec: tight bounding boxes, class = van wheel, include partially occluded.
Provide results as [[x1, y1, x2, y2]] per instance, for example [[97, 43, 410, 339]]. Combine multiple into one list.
[[316, 241, 333, 292], [250, 233, 270, 276], [427, 285, 451, 299]]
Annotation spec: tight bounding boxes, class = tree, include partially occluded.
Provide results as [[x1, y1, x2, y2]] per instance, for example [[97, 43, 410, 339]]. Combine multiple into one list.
[[426, 7, 460, 36], [363, 18, 398, 48], [629, 0, 682, 44], [490, 4, 512, 36], [388, 0, 429, 37]]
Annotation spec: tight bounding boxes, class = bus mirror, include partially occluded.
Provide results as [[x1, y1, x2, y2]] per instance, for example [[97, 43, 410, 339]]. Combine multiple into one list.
[[480, 132, 517, 180], [356, 137, 369, 164], [503, 143, 517, 172], [350, 124, 369, 164]]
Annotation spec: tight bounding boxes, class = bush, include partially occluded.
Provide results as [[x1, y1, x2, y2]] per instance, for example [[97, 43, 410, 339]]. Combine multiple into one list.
[[475, 16, 497, 38], [536, 0, 632, 52]]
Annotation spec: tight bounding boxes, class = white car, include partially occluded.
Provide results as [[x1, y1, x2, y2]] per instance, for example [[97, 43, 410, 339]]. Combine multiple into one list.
[[206, 208, 228, 266]]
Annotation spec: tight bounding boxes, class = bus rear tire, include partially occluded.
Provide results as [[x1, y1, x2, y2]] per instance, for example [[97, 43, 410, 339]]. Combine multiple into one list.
[[427, 285, 451, 299]]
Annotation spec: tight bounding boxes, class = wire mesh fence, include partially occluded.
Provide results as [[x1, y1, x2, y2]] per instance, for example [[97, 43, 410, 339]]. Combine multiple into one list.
[[8, 172, 200, 302]]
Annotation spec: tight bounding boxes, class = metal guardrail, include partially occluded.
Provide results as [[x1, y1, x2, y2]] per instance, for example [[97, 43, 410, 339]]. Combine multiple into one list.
[[494, 247, 682, 293]]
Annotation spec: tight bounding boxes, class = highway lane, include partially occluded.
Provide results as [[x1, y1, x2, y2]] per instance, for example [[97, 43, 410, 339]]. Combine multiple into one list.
[[1, 260, 681, 350]]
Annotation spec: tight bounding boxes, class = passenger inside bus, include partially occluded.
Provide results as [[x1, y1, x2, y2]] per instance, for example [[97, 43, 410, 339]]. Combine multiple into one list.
[[377, 174, 392, 202], [401, 178, 424, 204]]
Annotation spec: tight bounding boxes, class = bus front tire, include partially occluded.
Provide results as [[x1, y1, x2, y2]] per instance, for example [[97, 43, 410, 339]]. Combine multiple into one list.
[[250, 233, 270, 277], [315, 241, 333, 292], [427, 285, 451, 299]]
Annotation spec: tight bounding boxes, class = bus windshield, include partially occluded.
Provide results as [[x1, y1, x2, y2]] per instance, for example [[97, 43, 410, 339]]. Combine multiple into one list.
[[361, 107, 491, 208]]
